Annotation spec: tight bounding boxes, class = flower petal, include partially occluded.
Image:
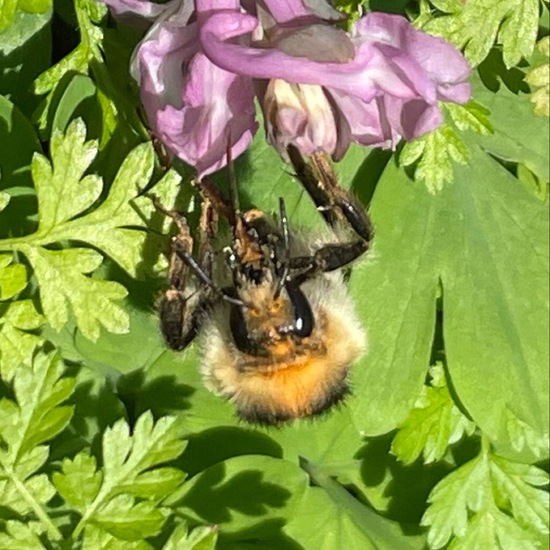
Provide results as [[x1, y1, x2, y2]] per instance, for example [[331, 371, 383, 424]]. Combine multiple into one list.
[[135, 3, 257, 177], [98, 0, 180, 22], [262, 79, 342, 157], [260, 0, 344, 24], [198, 12, 413, 102], [328, 89, 397, 149], [356, 13, 471, 103]]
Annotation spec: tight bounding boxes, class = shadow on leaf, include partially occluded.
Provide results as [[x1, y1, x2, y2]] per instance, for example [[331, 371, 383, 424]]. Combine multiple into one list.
[[219, 519, 304, 550], [117, 368, 195, 423], [179, 427, 283, 477], [356, 434, 451, 525], [177, 463, 291, 524]]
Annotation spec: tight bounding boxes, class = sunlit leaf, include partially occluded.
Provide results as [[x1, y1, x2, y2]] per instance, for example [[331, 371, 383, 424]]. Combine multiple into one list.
[[424, 0, 538, 68]]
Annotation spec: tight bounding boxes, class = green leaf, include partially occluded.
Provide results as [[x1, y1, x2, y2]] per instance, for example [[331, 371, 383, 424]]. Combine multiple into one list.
[[422, 445, 549, 548], [2, 119, 174, 340], [525, 37, 550, 118], [0, 520, 47, 550], [391, 364, 476, 465], [0, 191, 10, 210], [284, 487, 383, 550], [349, 146, 549, 449], [399, 123, 469, 192], [170, 455, 308, 536], [55, 142, 156, 275], [0, 352, 74, 540], [470, 79, 550, 183], [444, 101, 494, 135], [53, 451, 103, 512], [489, 455, 550, 533], [0, 299, 44, 380], [101, 412, 186, 482], [34, 45, 91, 95], [424, 0, 539, 68], [72, 300, 170, 375], [0, 351, 75, 459], [291, 459, 427, 549], [72, 412, 186, 538], [33, 0, 102, 96], [422, 450, 493, 548], [18, 0, 51, 14], [0, 8, 52, 114], [0, 0, 18, 31], [449, 506, 541, 550], [163, 523, 218, 550], [26, 119, 169, 275], [0, 254, 27, 299], [120, 467, 186, 499], [20, 246, 129, 341], [32, 117, 101, 230], [502, 408, 550, 461], [50, 73, 100, 137], [0, 471, 56, 516], [92, 494, 169, 540], [81, 525, 154, 550]]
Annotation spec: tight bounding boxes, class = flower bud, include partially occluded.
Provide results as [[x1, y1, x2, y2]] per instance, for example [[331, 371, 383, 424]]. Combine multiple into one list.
[[262, 78, 341, 158]]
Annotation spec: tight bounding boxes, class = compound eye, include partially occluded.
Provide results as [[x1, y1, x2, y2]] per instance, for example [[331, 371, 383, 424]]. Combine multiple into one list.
[[230, 302, 249, 354], [280, 282, 314, 338], [230, 303, 266, 356]]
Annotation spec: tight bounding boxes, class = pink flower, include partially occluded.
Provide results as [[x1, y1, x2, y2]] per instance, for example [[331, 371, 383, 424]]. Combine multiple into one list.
[[99, 0, 471, 176], [126, 1, 257, 177]]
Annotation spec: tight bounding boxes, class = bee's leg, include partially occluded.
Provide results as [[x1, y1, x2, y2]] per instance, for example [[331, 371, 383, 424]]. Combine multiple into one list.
[[153, 195, 218, 351], [287, 145, 374, 243], [286, 146, 374, 281], [287, 241, 369, 287]]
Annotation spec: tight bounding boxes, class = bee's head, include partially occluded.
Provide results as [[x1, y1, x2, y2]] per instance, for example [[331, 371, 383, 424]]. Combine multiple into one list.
[[229, 277, 314, 357]]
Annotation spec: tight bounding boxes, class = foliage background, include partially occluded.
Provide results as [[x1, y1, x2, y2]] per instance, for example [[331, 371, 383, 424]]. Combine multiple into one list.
[[0, 0, 548, 548]]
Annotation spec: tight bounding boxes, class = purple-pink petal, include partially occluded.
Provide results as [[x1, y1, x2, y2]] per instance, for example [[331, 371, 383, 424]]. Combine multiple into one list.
[[118, 1, 472, 173], [98, 0, 179, 22], [157, 54, 257, 177], [356, 13, 471, 103], [135, 1, 257, 177], [328, 90, 397, 149], [198, 12, 418, 102], [259, 0, 344, 24]]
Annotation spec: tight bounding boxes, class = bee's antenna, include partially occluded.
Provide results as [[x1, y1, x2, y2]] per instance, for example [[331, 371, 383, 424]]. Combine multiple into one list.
[[274, 197, 291, 299]]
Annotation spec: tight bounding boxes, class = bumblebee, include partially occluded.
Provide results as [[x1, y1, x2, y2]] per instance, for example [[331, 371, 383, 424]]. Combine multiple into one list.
[[156, 147, 373, 425]]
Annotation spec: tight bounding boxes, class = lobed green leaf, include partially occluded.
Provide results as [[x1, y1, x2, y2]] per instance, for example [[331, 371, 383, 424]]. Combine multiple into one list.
[[0, 254, 27, 299], [68, 413, 186, 539], [0, 299, 44, 380], [0, 520, 47, 550], [423, 446, 549, 548], [392, 365, 476, 465], [81, 525, 154, 550], [2, 351, 75, 458], [449, 507, 539, 550], [53, 451, 103, 511], [163, 523, 218, 550], [423, 0, 538, 68], [31, 119, 101, 231], [422, 452, 492, 548], [20, 246, 129, 341], [92, 494, 169, 540]]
